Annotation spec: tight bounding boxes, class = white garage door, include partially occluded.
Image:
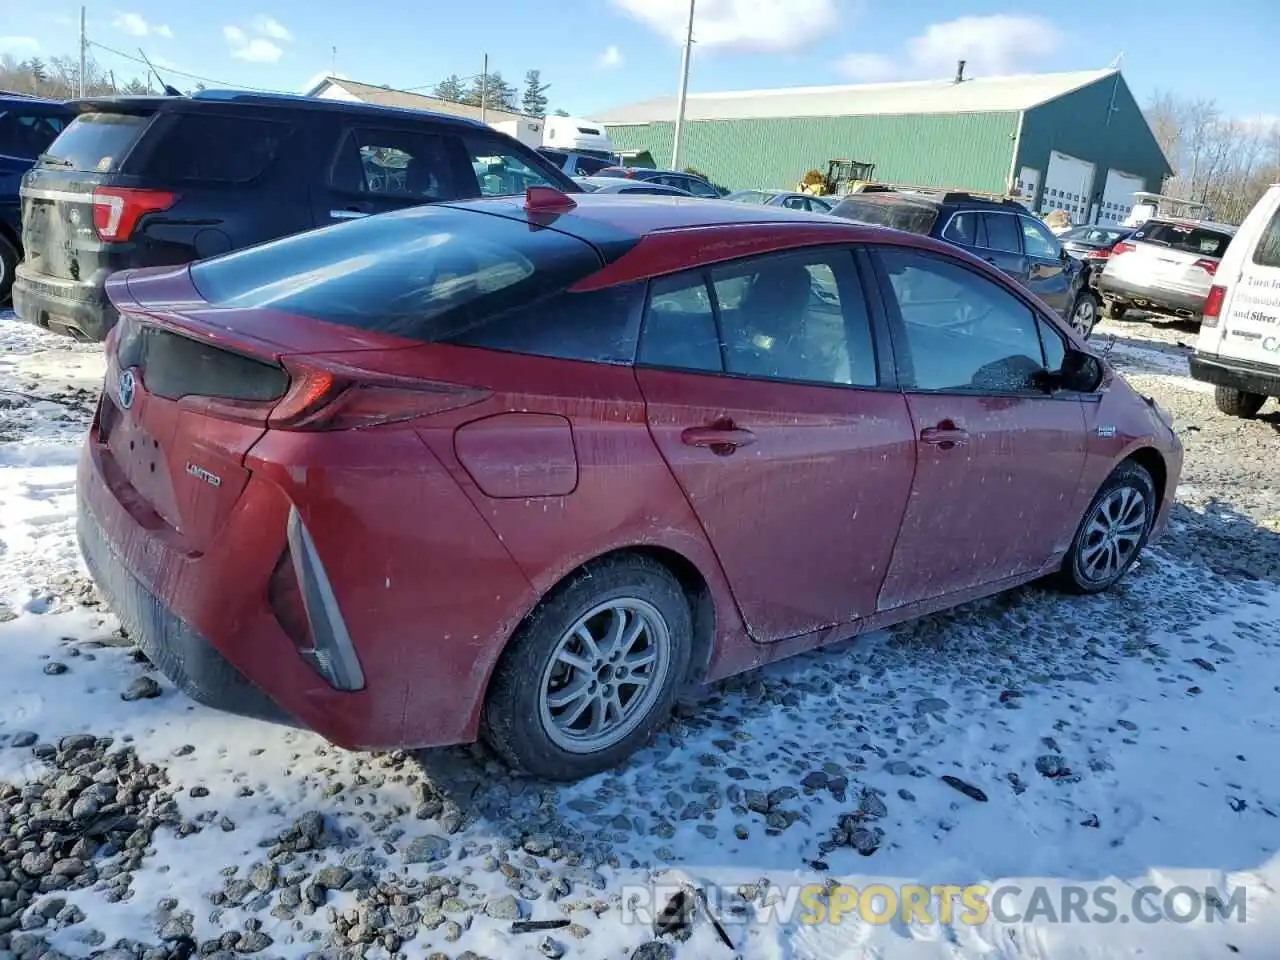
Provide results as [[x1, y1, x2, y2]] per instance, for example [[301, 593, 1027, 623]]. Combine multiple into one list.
[[1013, 166, 1040, 210], [1098, 169, 1146, 225], [1039, 151, 1096, 226]]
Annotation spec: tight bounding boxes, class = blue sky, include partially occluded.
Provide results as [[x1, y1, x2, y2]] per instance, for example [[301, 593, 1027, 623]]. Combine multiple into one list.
[[1, 0, 1276, 120]]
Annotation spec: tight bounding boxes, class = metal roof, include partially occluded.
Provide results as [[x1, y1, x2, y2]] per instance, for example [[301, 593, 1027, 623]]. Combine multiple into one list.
[[599, 69, 1117, 125], [308, 76, 526, 125]]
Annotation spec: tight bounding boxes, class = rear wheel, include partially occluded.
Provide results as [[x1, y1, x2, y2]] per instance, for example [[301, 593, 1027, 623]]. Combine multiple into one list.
[[1058, 461, 1156, 594], [0, 234, 18, 305], [1068, 291, 1101, 338], [1214, 386, 1267, 419], [1103, 299, 1128, 321], [482, 554, 692, 780]]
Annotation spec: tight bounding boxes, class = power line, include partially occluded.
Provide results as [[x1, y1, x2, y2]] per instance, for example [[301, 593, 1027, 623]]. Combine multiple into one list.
[[86, 40, 285, 93]]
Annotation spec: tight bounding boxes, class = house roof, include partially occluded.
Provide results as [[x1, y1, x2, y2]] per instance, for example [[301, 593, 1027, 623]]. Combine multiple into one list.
[[598, 68, 1118, 125], [307, 76, 526, 125]]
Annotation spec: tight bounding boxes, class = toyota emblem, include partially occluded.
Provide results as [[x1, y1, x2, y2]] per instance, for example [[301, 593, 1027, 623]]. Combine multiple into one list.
[[118, 369, 136, 410]]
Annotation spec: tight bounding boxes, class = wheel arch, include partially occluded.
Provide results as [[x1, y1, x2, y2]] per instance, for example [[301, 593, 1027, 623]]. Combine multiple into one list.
[[1123, 445, 1168, 516]]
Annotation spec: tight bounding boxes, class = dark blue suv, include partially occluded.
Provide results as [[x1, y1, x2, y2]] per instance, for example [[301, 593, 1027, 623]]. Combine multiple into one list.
[[0, 93, 73, 302], [831, 190, 1102, 338]]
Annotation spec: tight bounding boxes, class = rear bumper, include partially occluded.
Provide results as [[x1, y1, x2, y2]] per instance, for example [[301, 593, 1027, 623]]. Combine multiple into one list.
[[12, 266, 115, 341], [1189, 353, 1280, 397], [1096, 275, 1207, 317]]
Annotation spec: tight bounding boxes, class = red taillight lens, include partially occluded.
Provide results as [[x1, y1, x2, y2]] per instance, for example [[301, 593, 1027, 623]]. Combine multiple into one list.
[[1110, 241, 1136, 257], [625, 168, 639, 178], [92, 187, 177, 241], [1201, 284, 1227, 327], [1192, 258, 1219, 276], [1087, 248, 1111, 259]]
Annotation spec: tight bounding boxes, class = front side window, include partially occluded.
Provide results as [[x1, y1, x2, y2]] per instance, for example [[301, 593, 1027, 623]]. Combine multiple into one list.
[[639, 273, 721, 372], [1019, 215, 1061, 259], [331, 129, 457, 200], [877, 247, 1047, 393], [982, 213, 1022, 254], [685, 178, 720, 199], [462, 135, 573, 196]]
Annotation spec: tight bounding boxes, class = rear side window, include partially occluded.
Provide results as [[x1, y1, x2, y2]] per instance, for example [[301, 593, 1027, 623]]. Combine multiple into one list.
[[144, 114, 293, 183], [41, 112, 150, 171], [982, 213, 1022, 254], [462, 135, 575, 196], [1133, 221, 1233, 258], [189, 206, 603, 342], [831, 198, 937, 235], [1252, 204, 1280, 268], [0, 111, 67, 160]]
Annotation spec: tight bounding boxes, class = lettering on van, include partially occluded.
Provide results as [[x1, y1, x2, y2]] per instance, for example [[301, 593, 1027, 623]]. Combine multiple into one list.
[[1262, 336, 1280, 354]]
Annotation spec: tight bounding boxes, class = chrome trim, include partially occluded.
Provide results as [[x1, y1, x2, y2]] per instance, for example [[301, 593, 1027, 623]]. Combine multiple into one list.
[[286, 506, 366, 692], [21, 187, 94, 204], [329, 209, 369, 219]]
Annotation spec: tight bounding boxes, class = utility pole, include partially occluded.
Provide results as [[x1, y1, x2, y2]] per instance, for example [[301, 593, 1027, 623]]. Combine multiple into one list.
[[78, 5, 87, 98], [670, 0, 695, 170], [331, 45, 337, 77], [480, 53, 489, 124]]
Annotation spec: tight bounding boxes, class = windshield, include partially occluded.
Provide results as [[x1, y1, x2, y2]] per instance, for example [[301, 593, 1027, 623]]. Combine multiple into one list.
[[40, 112, 151, 171], [831, 197, 939, 235], [1133, 221, 1234, 258]]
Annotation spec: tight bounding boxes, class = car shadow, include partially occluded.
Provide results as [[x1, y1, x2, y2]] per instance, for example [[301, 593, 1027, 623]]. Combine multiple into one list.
[[404, 495, 1280, 908]]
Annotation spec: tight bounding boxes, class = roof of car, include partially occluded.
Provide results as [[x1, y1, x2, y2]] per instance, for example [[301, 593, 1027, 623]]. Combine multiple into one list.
[[0, 92, 71, 108], [838, 190, 1026, 212], [65, 90, 487, 128]]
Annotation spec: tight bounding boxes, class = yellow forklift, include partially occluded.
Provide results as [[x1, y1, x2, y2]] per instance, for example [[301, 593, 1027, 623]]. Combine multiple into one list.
[[798, 159, 881, 198]]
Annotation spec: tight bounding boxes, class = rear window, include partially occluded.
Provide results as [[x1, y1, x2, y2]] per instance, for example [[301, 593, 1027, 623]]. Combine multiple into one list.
[[830, 197, 938, 235], [143, 114, 293, 183], [189, 206, 604, 342], [1253, 204, 1280, 268], [1133, 220, 1233, 258], [42, 112, 150, 172]]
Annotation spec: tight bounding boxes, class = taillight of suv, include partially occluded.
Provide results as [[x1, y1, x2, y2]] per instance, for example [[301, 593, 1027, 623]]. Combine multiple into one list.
[[92, 187, 178, 241], [1201, 285, 1227, 327]]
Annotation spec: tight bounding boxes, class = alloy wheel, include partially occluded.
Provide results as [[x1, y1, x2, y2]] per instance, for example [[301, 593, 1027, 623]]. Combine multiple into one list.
[[538, 598, 672, 754], [1072, 295, 1098, 336], [1078, 485, 1148, 583]]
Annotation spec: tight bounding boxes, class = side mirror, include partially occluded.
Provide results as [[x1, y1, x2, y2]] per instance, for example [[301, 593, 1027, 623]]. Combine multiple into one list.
[[1057, 349, 1104, 393]]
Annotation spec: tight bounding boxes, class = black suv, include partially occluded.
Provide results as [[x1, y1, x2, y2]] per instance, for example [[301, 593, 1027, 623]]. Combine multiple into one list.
[[14, 91, 578, 340], [592, 167, 725, 199], [830, 191, 1101, 337], [0, 93, 73, 301]]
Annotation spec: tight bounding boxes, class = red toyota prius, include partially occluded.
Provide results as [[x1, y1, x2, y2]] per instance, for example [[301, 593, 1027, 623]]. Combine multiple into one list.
[[77, 189, 1182, 780]]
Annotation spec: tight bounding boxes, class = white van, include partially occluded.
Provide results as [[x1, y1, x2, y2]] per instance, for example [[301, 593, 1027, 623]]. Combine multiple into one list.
[[1191, 184, 1280, 418]]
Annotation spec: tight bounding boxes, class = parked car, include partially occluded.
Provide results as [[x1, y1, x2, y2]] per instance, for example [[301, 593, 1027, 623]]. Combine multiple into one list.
[[1059, 224, 1134, 283], [1096, 217, 1236, 323], [14, 90, 578, 341], [830, 191, 1103, 337], [724, 190, 834, 213], [573, 176, 694, 197], [536, 147, 618, 178], [78, 189, 1182, 780], [591, 166, 724, 198], [0, 92, 73, 302], [1191, 184, 1280, 418]]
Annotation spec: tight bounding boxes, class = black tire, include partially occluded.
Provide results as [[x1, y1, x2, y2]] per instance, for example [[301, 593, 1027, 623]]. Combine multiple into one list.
[[1068, 290, 1101, 338], [0, 233, 18, 305], [1058, 460, 1157, 594], [482, 554, 693, 781], [1102, 299, 1128, 321], [1214, 385, 1266, 419]]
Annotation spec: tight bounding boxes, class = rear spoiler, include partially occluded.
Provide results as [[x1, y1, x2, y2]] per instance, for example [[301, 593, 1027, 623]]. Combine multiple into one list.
[[66, 95, 179, 116]]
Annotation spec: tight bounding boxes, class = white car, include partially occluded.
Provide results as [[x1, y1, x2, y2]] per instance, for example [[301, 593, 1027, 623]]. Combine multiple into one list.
[[1096, 217, 1237, 322], [1191, 183, 1280, 418]]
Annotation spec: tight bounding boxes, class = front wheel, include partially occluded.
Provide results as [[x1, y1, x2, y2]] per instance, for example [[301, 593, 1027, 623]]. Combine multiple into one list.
[[1214, 386, 1267, 419], [1058, 461, 1157, 594], [1068, 291, 1101, 338], [482, 555, 692, 780]]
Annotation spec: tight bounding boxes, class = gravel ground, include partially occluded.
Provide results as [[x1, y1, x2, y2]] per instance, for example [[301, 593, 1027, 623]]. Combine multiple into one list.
[[3, 315, 1280, 960]]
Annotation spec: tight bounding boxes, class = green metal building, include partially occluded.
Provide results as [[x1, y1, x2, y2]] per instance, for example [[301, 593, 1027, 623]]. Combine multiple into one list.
[[600, 68, 1171, 226]]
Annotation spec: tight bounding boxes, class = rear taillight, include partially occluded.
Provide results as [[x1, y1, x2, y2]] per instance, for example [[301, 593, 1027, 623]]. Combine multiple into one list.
[[1192, 258, 1219, 276], [1110, 241, 1136, 257], [1201, 284, 1227, 327], [92, 187, 177, 241], [1087, 248, 1111, 259]]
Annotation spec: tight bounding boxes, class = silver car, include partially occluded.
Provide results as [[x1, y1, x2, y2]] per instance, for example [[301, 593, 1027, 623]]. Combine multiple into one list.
[[1097, 217, 1237, 321]]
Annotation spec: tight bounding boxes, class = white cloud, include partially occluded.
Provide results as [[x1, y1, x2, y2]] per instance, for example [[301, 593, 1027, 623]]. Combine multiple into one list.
[[251, 15, 292, 42], [597, 44, 624, 69], [839, 15, 1063, 82], [112, 12, 173, 38], [611, 0, 839, 52], [0, 36, 39, 54]]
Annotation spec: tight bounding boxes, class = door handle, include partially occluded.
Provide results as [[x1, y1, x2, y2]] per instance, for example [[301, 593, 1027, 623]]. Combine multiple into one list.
[[920, 425, 970, 449], [330, 204, 372, 219], [681, 425, 757, 455]]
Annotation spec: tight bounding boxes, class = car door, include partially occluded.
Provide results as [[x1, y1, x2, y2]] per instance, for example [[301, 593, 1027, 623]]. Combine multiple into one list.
[[634, 247, 917, 642], [869, 245, 1089, 610], [1019, 214, 1073, 314], [977, 211, 1030, 283], [312, 125, 470, 225]]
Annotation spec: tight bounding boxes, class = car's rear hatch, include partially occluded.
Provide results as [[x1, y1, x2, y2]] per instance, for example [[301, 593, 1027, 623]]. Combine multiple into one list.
[[1104, 220, 1234, 295], [21, 101, 160, 282], [828, 195, 939, 235]]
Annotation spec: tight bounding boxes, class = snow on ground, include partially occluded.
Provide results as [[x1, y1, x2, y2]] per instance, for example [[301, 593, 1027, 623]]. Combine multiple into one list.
[[3, 312, 1280, 960]]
